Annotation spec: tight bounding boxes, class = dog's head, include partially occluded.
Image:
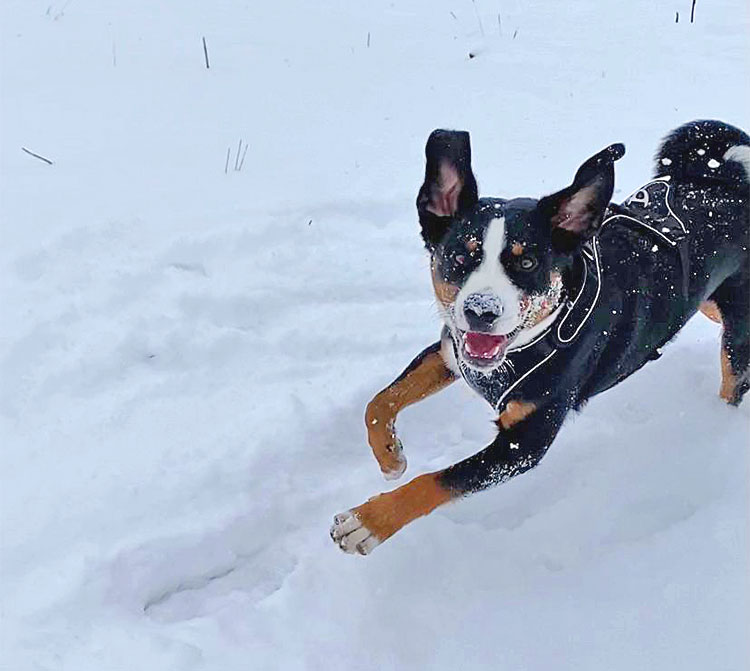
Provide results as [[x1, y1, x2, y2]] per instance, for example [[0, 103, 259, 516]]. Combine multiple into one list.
[[418, 130, 624, 371]]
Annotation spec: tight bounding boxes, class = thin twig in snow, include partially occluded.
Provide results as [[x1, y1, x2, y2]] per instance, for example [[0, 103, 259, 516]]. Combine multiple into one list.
[[225, 139, 249, 174], [234, 139, 243, 170], [367, 31, 371, 47], [21, 147, 53, 165], [202, 36, 210, 69], [690, 0, 697, 23], [471, 0, 485, 36], [237, 142, 249, 171]]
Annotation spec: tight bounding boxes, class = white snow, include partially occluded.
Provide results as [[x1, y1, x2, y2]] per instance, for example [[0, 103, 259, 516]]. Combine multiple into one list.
[[2, 1, 749, 670]]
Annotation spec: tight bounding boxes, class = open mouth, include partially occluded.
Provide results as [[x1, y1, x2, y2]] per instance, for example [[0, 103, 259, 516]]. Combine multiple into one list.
[[461, 330, 515, 367]]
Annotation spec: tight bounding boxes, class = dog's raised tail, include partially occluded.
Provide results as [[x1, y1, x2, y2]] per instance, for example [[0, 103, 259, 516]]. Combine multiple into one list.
[[655, 119, 750, 187]]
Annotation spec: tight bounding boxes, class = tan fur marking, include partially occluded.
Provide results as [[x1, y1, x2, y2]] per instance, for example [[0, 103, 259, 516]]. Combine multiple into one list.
[[366, 350, 455, 475], [466, 238, 479, 252], [700, 301, 738, 403], [351, 472, 453, 542], [699, 300, 722, 324], [720, 347, 739, 404], [431, 262, 460, 307], [498, 400, 537, 430], [511, 241, 525, 256]]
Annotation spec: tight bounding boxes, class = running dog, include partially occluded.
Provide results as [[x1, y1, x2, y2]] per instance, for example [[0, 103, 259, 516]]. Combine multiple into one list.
[[331, 120, 749, 555]]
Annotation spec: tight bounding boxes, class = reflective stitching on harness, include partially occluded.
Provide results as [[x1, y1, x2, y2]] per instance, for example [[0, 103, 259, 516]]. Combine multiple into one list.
[[557, 240, 602, 344], [507, 328, 549, 352], [496, 349, 558, 408], [602, 213, 678, 247], [506, 316, 556, 352], [623, 179, 688, 234], [506, 244, 599, 355]]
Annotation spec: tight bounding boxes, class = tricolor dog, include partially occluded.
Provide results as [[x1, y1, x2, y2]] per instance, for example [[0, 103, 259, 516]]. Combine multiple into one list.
[[331, 120, 750, 555]]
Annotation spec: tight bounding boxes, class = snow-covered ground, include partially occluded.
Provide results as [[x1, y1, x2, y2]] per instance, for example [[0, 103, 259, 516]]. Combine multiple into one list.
[[1, 1, 748, 669]]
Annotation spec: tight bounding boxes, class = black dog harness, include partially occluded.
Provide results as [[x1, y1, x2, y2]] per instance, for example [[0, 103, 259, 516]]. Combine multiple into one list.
[[610, 178, 691, 297], [452, 178, 690, 411]]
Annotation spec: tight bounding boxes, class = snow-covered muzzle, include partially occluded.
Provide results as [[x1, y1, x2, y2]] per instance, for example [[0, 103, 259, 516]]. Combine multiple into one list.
[[443, 276, 564, 371]]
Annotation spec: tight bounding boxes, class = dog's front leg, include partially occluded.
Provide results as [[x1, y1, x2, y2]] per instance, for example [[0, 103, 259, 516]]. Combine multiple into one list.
[[332, 400, 569, 555], [365, 341, 456, 480]]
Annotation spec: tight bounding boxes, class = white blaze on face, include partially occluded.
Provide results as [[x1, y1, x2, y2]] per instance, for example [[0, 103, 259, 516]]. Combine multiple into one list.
[[455, 216, 522, 334]]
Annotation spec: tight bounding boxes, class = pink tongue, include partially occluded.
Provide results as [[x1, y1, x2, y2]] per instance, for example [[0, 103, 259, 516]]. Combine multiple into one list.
[[464, 332, 508, 359]]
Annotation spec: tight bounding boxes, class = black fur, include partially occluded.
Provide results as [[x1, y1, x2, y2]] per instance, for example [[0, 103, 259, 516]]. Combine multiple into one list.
[[654, 119, 750, 187]]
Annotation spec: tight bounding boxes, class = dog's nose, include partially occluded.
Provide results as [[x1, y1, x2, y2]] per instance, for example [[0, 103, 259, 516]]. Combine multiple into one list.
[[463, 292, 503, 332], [466, 309, 500, 331]]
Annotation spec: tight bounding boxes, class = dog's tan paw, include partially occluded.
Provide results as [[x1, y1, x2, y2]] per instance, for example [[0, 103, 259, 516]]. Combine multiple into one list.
[[380, 437, 407, 480], [330, 511, 381, 555], [367, 419, 408, 480]]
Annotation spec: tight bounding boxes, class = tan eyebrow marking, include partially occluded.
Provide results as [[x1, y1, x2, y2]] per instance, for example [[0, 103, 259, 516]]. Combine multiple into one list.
[[511, 242, 525, 256], [466, 238, 479, 252]]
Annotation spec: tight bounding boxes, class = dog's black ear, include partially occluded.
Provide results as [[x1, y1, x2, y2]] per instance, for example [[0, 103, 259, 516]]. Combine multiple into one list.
[[539, 143, 625, 252], [416, 130, 479, 250]]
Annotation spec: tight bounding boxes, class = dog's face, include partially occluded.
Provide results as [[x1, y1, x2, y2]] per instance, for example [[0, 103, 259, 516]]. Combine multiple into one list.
[[417, 130, 623, 371], [429, 197, 566, 369]]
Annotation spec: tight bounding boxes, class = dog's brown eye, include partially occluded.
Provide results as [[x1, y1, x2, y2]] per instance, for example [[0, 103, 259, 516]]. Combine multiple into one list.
[[455, 254, 466, 265], [519, 255, 537, 271]]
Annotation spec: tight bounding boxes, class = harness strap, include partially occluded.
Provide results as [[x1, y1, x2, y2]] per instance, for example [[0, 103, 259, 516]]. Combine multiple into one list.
[[605, 179, 691, 299], [453, 178, 692, 410]]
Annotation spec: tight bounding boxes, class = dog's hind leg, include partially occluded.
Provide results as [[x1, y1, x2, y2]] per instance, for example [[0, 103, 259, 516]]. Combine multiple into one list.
[[365, 341, 456, 480], [332, 400, 568, 554], [708, 271, 750, 405]]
